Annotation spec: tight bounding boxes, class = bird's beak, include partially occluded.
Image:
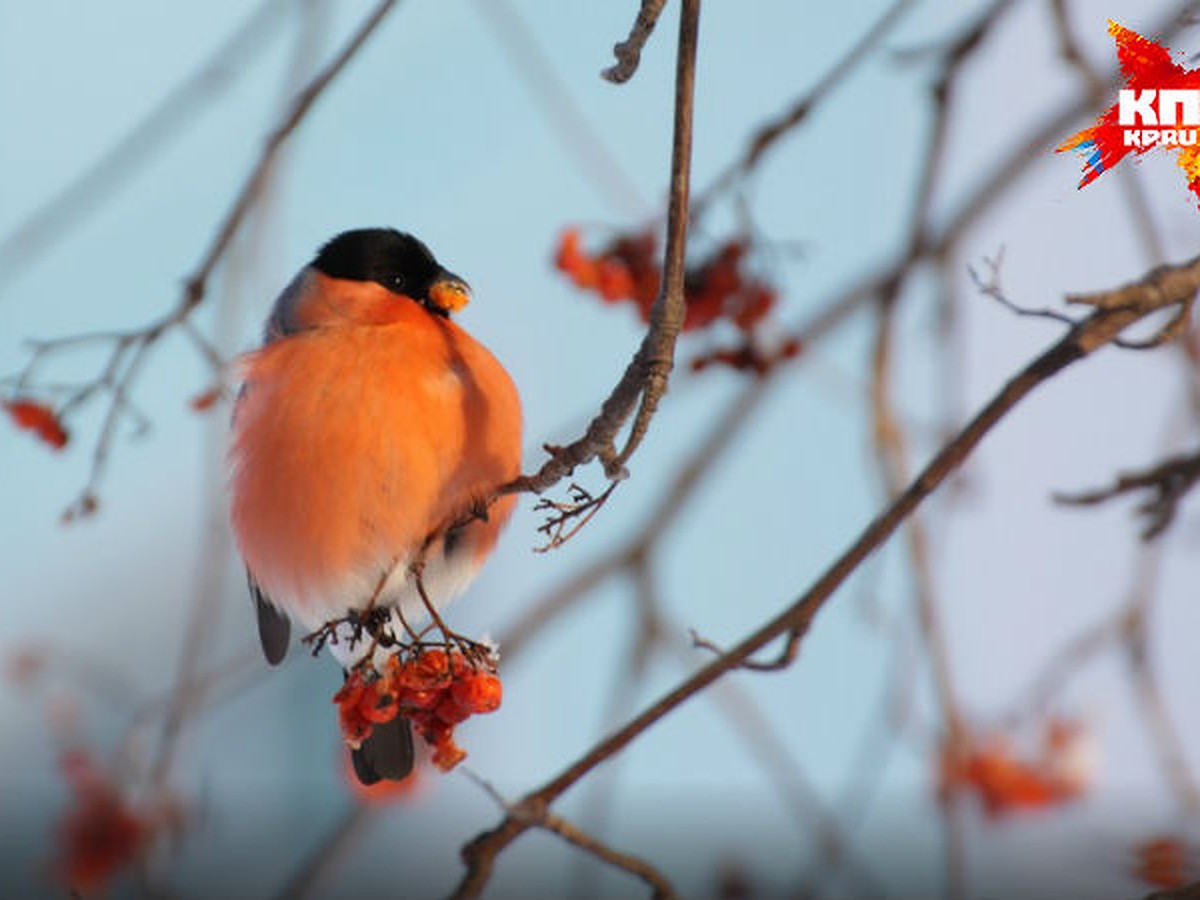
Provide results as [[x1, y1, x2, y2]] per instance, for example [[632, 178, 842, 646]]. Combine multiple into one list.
[[426, 272, 471, 315]]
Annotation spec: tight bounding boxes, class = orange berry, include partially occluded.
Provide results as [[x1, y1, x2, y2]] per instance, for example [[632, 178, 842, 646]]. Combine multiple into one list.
[[451, 672, 503, 714], [359, 685, 399, 724], [596, 260, 635, 301], [189, 387, 222, 412], [397, 686, 442, 710], [333, 671, 367, 707], [338, 707, 372, 749], [732, 284, 776, 332], [431, 734, 468, 772], [58, 751, 148, 895], [779, 337, 803, 359], [434, 695, 471, 726], [1133, 836, 1189, 889]]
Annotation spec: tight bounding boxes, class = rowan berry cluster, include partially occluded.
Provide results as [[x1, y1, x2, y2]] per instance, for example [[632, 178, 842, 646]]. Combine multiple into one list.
[[554, 227, 800, 376], [938, 717, 1093, 817], [334, 647, 502, 772], [2, 398, 69, 449]]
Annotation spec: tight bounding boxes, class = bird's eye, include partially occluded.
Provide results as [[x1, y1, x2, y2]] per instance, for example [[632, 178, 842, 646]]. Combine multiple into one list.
[[391, 274, 406, 290]]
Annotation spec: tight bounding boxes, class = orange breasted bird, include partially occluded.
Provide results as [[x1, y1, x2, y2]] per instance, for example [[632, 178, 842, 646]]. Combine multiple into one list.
[[228, 229, 522, 783]]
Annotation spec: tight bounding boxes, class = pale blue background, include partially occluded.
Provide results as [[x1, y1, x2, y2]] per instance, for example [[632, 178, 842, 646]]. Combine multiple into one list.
[[2, 1, 1199, 897]]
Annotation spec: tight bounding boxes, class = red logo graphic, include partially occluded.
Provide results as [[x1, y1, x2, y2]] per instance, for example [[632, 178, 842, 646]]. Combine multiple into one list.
[[1058, 21, 1200, 207]]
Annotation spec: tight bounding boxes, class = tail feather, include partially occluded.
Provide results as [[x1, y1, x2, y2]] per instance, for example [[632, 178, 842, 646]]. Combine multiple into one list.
[[351, 713, 415, 784]]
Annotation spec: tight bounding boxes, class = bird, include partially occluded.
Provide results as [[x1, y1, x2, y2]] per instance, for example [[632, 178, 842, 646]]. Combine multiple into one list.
[[227, 228, 522, 784]]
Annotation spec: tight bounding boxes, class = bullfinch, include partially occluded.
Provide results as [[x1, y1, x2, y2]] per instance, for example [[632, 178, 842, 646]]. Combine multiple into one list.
[[228, 228, 522, 783]]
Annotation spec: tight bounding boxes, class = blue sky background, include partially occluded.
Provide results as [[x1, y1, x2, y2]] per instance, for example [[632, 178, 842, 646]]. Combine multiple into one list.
[[2, 1, 1199, 897]]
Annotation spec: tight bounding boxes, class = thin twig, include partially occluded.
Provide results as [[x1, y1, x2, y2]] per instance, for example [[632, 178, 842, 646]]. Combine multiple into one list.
[[1055, 448, 1200, 540], [590, 0, 699, 475], [871, 297, 968, 900], [180, 0, 399, 311], [664, 637, 889, 899], [478, 0, 647, 217], [969, 250, 1078, 326], [854, 10, 1021, 880], [0, 0, 299, 292], [688, 628, 804, 672], [537, 809, 679, 899], [271, 802, 379, 900], [602, 0, 669, 84], [691, 0, 914, 217], [1049, 0, 1104, 99], [1002, 609, 1126, 729], [465, 771, 678, 899], [533, 481, 620, 552], [564, 558, 661, 898], [1125, 590, 1200, 819]]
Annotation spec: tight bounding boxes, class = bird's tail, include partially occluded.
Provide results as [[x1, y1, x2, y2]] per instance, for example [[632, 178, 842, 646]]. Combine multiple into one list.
[[349, 702, 415, 784]]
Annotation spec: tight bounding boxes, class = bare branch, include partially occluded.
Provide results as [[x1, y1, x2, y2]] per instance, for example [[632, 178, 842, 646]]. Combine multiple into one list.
[[536, 809, 678, 899], [688, 627, 805, 672], [872, 296, 968, 898], [1142, 880, 1200, 900], [969, 250, 1078, 326], [1002, 530, 1200, 816], [693, 0, 914, 216], [1125, 604, 1200, 819], [465, 771, 678, 899], [1003, 608, 1127, 728], [602, 0, 669, 84], [533, 481, 619, 552], [1055, 448, 1200, 540], [272, 803, 379, 900], [182, 0, 399, 310], [1049, 0, 1103, 97]]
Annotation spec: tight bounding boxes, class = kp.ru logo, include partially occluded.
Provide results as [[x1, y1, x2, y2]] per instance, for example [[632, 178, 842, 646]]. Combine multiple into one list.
[[1117, 89, 1200, 147], [1058, 21, 1200, 207]]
